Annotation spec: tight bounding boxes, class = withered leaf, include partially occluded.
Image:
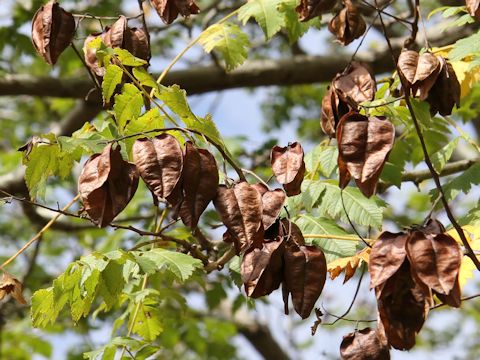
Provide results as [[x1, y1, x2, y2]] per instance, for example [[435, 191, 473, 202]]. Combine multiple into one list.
[[333, 62, 376, 106], [406, 231, 462, 295], [252, 184, 286, 230], [179, 142, 219, 228], [0, 273, 27, 305], [133, 134, 183, 202], [214, 181, 264, 253], [283, 241, 327, 319], [241, 238, 285, 298], [466, 0, 480, 18], [32, 0, 76, 65], [150, 0, 200, 24], [397, 50, 441, 99], [369, 232, 408, 289], [328, 0, 366, 46], [328, 247, 370, 283], [340, 327, 390, 360], [427, 58, 461, 116], [376, 262, 430, 350], [296, 0, 337, 22], [78, 143, 139, 227], [271, 142, 306, 196], [337, 112, 395, 197]]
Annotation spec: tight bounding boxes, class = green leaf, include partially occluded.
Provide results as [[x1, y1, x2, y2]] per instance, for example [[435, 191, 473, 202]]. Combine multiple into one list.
[[113, 83, 144, 131], [24, 133, 74, 199], [296, 215, 357, 262], [133, 248, 202, 282], [156, 84, 196, 123], [58, 123, 109, 157], [133, 67, 159, 93], [102, 64, 123, 103], [157, 85, 230, 155], [431, 137, 459, 173], [450, 30, 480, 60], [98, 261, 125, 310], [238, 0, 286, 39], [132, 303, 163, 341], [31, 288, 63, 328], [410, 99, 432, 129], [431, 163, 480, 201], [380, 162, 403, 189], [114, 48, 147, 66], [305, 145, 338, 178], [278, 0, 316, 43], [198, 23, 250, 71], [124, 108, 165, 155], [309, 180, 386, 228]]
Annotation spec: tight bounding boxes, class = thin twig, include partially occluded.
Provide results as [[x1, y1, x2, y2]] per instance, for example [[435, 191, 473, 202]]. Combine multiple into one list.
[[0, 194, 80, 269], [241, 168, 271, 189], [70, 43, 102, 92], [205, 247, 236, 272], [431, 293, 480, 310], [71, 13, 143, 20], [323, 265, 366, 326]]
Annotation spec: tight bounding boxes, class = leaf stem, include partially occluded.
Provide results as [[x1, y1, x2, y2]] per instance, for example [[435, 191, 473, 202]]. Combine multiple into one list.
[[303, 233, 374, 243]]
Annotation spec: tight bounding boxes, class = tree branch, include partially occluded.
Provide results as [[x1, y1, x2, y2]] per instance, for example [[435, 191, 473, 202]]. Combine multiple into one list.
[[0, 23, 473, 99], [378, 159, 479, 192]]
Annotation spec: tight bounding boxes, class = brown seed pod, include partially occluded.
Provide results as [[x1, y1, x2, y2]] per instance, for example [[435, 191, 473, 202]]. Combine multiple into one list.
[[213, 181, 264, 254], [426, 57, 461, 116], [178, 142, 219, 228], [132, 134, 184, 201], [31, 0, 76, 65], [397, 50, 442, 99], [340, 327, 390, 360], [241, 237, 285, 298], [283, 240, 327, 319], [150, 0, 200, 25], [251, 184, 286, 230], [336, 112, 395, 197], [328, 0, 366, 46], [333, 62, 376, 106], [406, 231, 462, 295], [369, 231, 409, 289], [466, 0, 480, 19], [271, 142, 306, 196], [78, 143, 139, 227], [296, 0, 337, 22], [375, 262, 431, 350]]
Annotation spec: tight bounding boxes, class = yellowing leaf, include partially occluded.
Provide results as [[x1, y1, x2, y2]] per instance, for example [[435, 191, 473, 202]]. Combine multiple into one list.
[[327, 247, 370, 283], [447, 225, 480, 288], [450, 60, 480, 98], [431, 45, 480, 98]]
